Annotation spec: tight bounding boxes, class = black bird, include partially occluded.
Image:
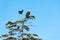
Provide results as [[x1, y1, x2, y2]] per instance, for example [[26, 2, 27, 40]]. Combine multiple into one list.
[[26, 11, 30, 18], [17, 26, 20, 29], [18, 10, 24, 14]]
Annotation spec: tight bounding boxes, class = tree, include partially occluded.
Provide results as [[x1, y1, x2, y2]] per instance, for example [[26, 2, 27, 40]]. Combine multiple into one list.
[[0, 10, 42, 40]]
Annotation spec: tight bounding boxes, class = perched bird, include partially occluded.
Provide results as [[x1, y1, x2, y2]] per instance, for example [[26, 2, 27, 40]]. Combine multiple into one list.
[[17, 26, 20, 29], [26, 11, 30, 18], [18, 10, 24, 14]]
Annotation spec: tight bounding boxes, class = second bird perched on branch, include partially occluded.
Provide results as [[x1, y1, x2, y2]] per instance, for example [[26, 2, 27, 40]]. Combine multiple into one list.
[[26, 10, 30, 18]]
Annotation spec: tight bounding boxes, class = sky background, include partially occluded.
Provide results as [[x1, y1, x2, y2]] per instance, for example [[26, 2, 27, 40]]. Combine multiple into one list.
[[0, 0, 60, 40]]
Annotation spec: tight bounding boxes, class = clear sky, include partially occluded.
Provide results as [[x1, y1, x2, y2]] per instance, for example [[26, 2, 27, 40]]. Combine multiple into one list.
[[0, 0, 60, 40]]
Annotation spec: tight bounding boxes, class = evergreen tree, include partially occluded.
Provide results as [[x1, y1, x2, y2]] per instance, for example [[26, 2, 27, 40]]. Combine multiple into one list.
[[0, 10, 42, 40]]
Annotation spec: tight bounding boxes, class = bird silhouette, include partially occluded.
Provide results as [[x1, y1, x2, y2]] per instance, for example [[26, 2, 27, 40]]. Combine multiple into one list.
[[18, 10, 24, 14], [26, 11, 30, 18], [17, 26, 20, 29]]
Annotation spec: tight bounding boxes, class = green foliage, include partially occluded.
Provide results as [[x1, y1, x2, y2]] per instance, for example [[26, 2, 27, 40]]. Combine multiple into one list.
[[23, 25, 29, 31], [33, 34, 38, 36], [0, 34, 8, 38], [29, 16, 35, 19]]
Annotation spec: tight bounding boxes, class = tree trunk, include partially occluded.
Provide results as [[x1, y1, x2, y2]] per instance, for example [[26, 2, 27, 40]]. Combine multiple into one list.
[[22, 22, 24, 40]]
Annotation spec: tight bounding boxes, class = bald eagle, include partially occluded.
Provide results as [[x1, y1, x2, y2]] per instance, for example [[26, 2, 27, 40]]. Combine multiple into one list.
[[26, 11, 30, 18]]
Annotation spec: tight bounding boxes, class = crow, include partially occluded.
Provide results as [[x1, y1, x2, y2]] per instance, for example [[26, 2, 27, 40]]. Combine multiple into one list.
[[26, 11, 30, 18], [18, 10, 24, 14]]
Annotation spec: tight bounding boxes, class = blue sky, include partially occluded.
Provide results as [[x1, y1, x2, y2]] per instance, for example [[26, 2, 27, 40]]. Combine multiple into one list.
[[0, 0, 60, 40]]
